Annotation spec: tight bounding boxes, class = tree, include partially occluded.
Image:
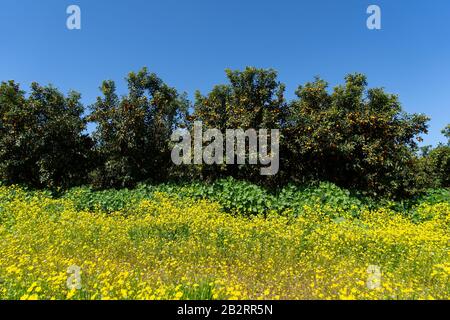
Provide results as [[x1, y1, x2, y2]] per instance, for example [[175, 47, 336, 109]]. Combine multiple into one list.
[[427, 146, 450, 188], [443, 124, 450, 145], [89, 68, 189, 188], [423, 125, 450, 188], [285, 73, 429, 197], [0, 81, 92, 189], [193, 67, 287, 182]]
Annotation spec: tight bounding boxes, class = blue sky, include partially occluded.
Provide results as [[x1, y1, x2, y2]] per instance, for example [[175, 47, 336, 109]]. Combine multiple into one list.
[[0, 0, 449, 145]]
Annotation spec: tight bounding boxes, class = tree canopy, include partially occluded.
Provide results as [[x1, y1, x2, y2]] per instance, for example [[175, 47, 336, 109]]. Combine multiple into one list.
[[0, 67, 447, 198]]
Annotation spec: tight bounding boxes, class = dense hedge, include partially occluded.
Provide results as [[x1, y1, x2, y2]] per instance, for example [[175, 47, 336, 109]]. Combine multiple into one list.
[[60, 177, 450, 220], [1, 67, 449, 198]]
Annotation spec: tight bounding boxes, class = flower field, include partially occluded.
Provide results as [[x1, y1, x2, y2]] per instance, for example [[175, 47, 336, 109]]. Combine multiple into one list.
[[0, 184, 449, 300]]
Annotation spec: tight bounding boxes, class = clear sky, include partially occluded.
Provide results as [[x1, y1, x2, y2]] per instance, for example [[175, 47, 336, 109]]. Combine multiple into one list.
[[0, 0, 449, 145]]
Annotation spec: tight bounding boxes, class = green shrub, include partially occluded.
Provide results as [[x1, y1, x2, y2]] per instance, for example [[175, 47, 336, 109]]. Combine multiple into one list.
[[276, 182, 363, 218], [61, 178, 366, 218], [63, 185, 154, 213], [4, 177, 447, 222]]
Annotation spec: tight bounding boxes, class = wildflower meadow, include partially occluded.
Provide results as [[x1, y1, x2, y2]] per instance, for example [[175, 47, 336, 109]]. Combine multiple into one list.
[[1, 182, 449, 300]]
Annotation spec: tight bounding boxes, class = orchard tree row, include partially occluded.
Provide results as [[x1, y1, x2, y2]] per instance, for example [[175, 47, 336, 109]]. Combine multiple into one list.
[[0, 67, 448, 198]]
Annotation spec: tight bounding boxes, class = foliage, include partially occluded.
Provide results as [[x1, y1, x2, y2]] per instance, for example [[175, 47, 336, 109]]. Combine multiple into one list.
[[426, 146, 450, 188], [0, 69, 446, 198], [443, 124, 450, 145], [1, 185, 449, 300], [417, 125, 450, 189], [284, 74, 429, 198], [63, 186, 153, 213], [0, 81, 92, 189], [89, 68, 189, 188], [192, 67, 287, 182], [58, 178, 450, 222]]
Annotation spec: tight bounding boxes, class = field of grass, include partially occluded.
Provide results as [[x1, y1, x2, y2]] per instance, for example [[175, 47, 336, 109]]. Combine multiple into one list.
[[0, 182, 449, 300]]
